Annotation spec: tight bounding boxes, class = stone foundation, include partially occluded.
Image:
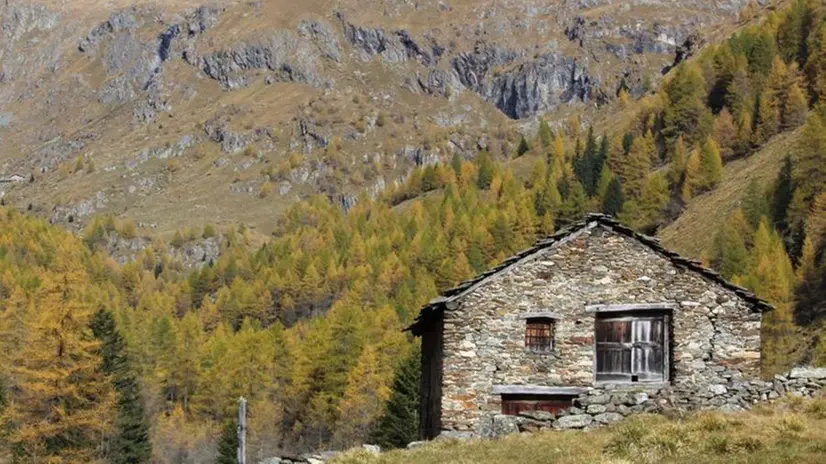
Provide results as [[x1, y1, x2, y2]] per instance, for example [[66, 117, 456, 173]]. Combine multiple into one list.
[[467, 367, 826, 439]]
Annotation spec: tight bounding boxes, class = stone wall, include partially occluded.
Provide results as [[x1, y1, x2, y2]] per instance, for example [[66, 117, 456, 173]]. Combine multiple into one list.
[[440, 224, 763, 435], [472, 368, 826, 438]]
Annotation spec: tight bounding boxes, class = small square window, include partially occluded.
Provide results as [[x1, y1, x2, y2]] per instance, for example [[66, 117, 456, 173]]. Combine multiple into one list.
[[525, 318, 553, 353]]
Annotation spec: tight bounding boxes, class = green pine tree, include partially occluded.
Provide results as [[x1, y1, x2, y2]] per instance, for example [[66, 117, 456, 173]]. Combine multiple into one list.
[[476, 151, 495, 190], [537, 120, 552, 148], [516, 136, 530, 157], [90, 309, 152, 464], [698, 137, 724, 191], [772, 156, 795, 233], [711, 209, 752, 279], [369, 348, 420, 449], [742, 180, 771, 229], [662, 62, 713, 144], [216, 419, 239, 464], [602, 178, 624, 217], [777, 0, 809, 67]]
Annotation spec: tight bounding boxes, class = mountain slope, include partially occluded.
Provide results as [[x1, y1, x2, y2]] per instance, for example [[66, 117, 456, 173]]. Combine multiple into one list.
[[659, 129, 800, 260], [0, 0, 753, 235]]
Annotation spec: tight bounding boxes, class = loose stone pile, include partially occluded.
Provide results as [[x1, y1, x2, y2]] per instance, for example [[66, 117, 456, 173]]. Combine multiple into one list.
[[472, 367, 826, 438]]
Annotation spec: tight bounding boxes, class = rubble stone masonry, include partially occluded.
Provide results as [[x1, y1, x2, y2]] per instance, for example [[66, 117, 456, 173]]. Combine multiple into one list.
[[439, 225, 768, 436]]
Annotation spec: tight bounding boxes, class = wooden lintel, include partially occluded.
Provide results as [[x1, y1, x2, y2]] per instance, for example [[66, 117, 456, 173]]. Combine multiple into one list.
[[585, 303, 677, 313], [491, 385, 586, 396], [517, 311, 561, 320]]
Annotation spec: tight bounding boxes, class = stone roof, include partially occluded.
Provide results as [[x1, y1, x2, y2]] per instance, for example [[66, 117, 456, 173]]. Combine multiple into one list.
[[407, 213, 773, 335]]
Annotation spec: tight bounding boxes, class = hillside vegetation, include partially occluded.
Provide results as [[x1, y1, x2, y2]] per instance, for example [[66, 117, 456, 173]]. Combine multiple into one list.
[[3, 0, 826, 462], [334, 397, 826, 464], [660, 129, 800, 259]]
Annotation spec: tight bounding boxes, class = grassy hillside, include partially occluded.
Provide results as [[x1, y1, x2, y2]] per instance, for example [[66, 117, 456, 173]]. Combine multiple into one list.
[[334, 397, 826, 464], [658, 129, 801, 260]]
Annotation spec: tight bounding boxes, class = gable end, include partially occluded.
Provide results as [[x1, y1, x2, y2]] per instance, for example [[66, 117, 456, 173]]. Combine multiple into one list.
[[408, 214, 772, 335]]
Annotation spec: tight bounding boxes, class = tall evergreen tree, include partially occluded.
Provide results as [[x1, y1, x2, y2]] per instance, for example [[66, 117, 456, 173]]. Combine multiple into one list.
[[516, 136, 530, 157], [370, 348, 420, 449], [681, 147, 702, 202], [742, 180, 771, 229], [90, 308, 152, 464], [667, 136, 688, 187], [662, 62, 713, 144], [537, 120, 552, 149], [709, 45, 738, 113], [772, 156, 795, 233], [602, 177, 624, 217], [711, 209, 752, 279], [712, 107, 738, 159], [754, 87, 780, 144], [216, 419, 239, 464], [534, 176, 561, 218], [475, 150, 495, 190], [726, 55, 752, 121], [637, 174, 670, 229], [698, 137, 724, 191], [777, 0, 810, 67], [783, 82, 809, 129], [596, 135, 610, 186], [805, 26, 826, 101], [620, 131, 654, 199], [574, 127, 601, 195], [794, 112, 826, 203]]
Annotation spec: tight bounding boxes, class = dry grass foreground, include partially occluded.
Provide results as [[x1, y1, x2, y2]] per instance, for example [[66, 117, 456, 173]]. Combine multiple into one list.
[[334, 396, 826, 464]]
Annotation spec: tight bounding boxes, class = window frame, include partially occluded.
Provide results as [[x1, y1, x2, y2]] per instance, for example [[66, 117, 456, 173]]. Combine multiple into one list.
[[593, 311, 670, 385], [524, 317, 554, 354]]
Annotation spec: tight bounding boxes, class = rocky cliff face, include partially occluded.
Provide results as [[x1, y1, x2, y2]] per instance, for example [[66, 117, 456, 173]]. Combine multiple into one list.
[[0, 0, 752, 236]]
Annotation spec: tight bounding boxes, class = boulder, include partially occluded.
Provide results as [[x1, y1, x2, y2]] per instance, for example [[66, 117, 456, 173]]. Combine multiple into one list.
[[436, 430, 474, 441], [258, 458, 283, 464], [554, 414, 593, 429], [708, 384, 728, 396], [489, 414, 520, 437], [362, 444, 380, 454], [582, 394, 610, 405], [586, 404, 607, 414], [789, 367, 826, 380], [629, 392, 649, 405], [594, 412, 624, 424], [518, 410, 555, 422]]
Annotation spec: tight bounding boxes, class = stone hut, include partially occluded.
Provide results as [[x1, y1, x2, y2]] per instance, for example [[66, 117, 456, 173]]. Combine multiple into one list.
[[407, 214, 780, 439]]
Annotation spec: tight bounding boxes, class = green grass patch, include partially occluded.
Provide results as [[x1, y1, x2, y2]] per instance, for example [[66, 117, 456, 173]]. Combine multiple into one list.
[[333, 396, 826, 464]]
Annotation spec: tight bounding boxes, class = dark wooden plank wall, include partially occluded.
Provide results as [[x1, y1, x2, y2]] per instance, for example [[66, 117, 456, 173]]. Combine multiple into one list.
[[418, 312, 444, 440], [501, 394, 573, 415]]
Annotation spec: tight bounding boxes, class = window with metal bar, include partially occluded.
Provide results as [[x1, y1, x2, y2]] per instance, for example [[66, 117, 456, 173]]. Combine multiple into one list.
[[595, 313, 669, 383], [525, 318, 553, 353]]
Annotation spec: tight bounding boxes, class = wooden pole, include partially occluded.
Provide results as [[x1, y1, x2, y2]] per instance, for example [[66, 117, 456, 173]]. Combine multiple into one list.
[[238, 397, 247, 464]]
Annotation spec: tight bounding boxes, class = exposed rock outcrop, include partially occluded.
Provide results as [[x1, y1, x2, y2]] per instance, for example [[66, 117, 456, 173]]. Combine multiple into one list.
[[196, 32, 329, 89], [297, 19, 341, 62], [664, 31, 705, 73], [337, 12, 436, 65], [488, 54, 596, 119]]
